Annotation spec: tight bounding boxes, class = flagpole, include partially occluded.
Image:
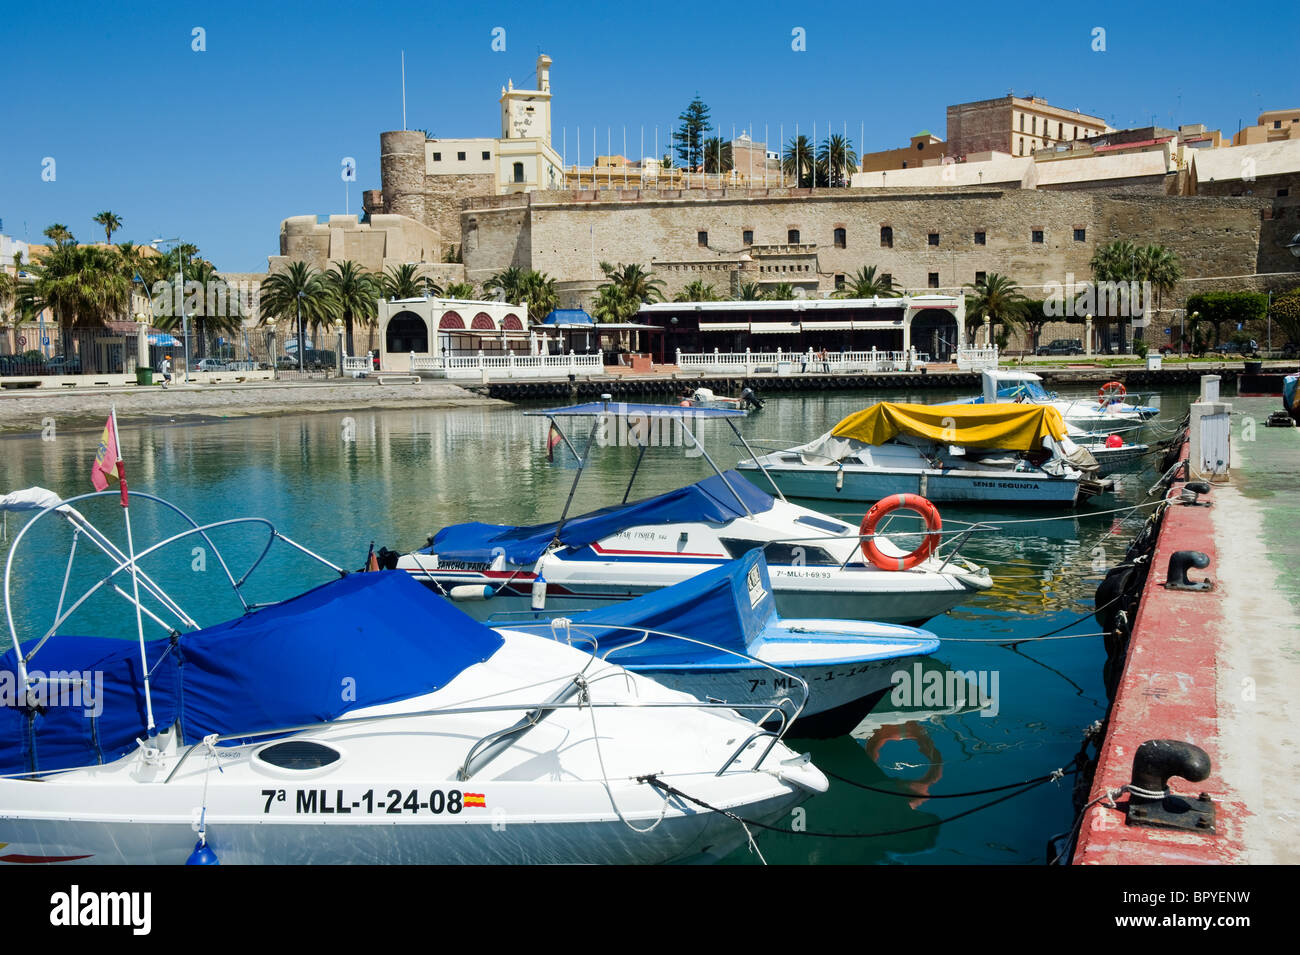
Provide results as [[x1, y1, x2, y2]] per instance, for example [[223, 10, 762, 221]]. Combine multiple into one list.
[[113, 405, 155, 736]]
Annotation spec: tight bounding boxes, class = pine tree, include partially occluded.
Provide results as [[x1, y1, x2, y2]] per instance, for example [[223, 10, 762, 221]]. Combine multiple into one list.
[[676, 96, 711, 169]]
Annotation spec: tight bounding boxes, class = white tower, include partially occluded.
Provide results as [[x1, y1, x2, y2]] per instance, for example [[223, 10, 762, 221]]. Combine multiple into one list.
[[500, 54, 553, 145]]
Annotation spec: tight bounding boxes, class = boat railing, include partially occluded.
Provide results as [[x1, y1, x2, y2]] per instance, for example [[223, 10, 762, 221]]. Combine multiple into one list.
[[143, 695, 799, 787], [499, 618, 810, 740]]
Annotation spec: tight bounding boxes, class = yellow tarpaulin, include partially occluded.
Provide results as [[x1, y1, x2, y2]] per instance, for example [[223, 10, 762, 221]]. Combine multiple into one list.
[[830, 402, 1069, 451]]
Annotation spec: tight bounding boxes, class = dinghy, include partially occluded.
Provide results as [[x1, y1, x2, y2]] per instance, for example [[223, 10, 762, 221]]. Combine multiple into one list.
[[0, 488, 826, 865]]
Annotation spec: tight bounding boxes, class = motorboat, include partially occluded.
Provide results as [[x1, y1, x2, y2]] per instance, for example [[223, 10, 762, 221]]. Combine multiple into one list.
[[499, 549, 942, 738], [0, 487, 827, 865], [735, 402, 1114, 507], [392, 400, 993, 626], [678, 386, 764, 412], [952, 369, 1160, 432]]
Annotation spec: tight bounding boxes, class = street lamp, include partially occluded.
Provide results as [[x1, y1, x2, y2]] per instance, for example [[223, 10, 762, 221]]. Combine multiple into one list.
[[266, 317, 278, 380], [334, 318, 344, 377], [296, 291, 305, 372], [150, 237, 189, 384]]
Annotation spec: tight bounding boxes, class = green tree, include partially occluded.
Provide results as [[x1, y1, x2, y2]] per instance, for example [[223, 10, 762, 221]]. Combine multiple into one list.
[[782, 136, 815, 188], [1185, 291, 1268, 348], [381, 263, 441, 300], [599, 261, 664, 306], [326, 261, 380, 354], [16, 243, 130, 367], [591, 283, 636, 323], [485, 266, 528, 305], [701, 137, 733, 175], [734, 281, 763, 300], [765, 282, 796, 300], [675, 96, 711, 169], [675, 280, 720, 302], [965, 272, 1028, 345], [168, 259, 243, 358], [258, 262, 340, 367], [93, 211, 123, 245], [1089, 239, 1142, 352], [43, 224, 74, 247], [838, 265, 898, 299], [518, 270, 559, 324], [1270, 287, 1300, 345], [443, 280, 477, 299], [817, 134, 858, 187]]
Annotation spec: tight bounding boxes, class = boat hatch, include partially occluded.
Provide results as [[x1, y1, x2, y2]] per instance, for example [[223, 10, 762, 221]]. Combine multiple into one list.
[[255, 740, 342, 770], [795, 515, 851, 533]]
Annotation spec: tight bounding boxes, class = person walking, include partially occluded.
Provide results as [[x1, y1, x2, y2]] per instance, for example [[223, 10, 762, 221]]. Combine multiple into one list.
[[159, 354, 172, 388]]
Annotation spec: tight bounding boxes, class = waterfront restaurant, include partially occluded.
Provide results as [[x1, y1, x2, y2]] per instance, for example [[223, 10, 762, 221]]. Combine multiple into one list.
[[376, 297, 528, 370], [536, 308, 660, 363], [637, 294, 968, 364]]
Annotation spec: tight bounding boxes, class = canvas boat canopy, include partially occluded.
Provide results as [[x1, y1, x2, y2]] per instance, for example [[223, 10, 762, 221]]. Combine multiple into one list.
[[830, 401, 1070, 451], [427, 471, 775, 566], [0, 572, 504, 777]]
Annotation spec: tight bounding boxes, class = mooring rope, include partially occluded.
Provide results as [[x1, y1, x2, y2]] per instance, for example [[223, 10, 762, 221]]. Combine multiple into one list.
[[827, 761, 1077, 799]]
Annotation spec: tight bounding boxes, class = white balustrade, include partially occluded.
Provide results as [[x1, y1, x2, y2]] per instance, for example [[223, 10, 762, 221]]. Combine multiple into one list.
[[956, 345, 1000, 371], [407, 350, 602, 380], [674, 347, 918, 374]]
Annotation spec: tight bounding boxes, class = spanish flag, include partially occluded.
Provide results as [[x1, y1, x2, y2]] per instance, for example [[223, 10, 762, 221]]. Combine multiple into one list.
[[546, 423, 562, 462], [463, 792, 486, 809], [90, 410, 129, 507]]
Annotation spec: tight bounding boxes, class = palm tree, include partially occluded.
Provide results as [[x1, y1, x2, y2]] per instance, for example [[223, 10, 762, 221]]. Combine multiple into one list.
[[817, 134, 858, 187], [43, 224, 74, 247], [838, 265, 899, 299], [781, 136, 815, 187], [675, 280, 720, 302], [1090, 240, 1141, 353], [172, 259, 243, 358], [93, 211, 123, 245], [16, 243, 130, 367], [326, 261, 380, 354], [701, 138, 733, 175], [1135, 244, 1181, 340], [518, 270, 559, 324], [591, 284, 636, 323], [765, 282, 796, 300], [443, 280, 476, 299], [258, 262, 340, 367], [964, 273, 1028, 346], [599, 262, 664, 305], [734, 282, 763, 300], [485, 266, 528, 304], [381, 263, 441, 300]]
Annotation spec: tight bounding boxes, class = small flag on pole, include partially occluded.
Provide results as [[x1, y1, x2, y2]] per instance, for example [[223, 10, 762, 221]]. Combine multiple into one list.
[[547, 423, 563, 462], [91, 411, 129, 507]]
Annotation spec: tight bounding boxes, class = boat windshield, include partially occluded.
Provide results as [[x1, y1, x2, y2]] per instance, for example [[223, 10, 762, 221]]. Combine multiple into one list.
[[996, 379, 1050, 401]]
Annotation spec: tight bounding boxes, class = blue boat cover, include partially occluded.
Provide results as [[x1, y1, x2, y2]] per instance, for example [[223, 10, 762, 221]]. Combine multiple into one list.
[[572, 549, 778, 663], [540, 308, 594, 326], [1285, 374, 1298, 416], [428, 470, 775, 565], [0, 571, 503, 776]]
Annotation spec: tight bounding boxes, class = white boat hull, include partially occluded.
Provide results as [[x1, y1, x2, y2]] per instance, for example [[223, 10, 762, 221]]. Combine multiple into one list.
[[737, 462, 1083, 505]]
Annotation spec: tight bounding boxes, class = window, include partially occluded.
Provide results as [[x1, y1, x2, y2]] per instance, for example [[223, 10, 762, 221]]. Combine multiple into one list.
[[916, 141, 925, 151], [256, 740, 341, 770], [743, 229, 753, 245], [482, 151, 491, 160], [1019, 138, 1025, 155], [1032, 229, 1044, 243], [697, 231, 708, 247], [432, 152, 442, 161], [835, 274, 846, 290], [833, 227, 846, 249], [928, 272, 940, 289], [787, 228, 800, 244], [1058, 122, 1063, 139], [1275, 121, 1283, 129], [974, 230, 986, 245], [513, 162, 524, 183], [1019, 114, 1025, 132], [1073, 126, 1078, 139], [880, 225, 893, 248], [975, 271, 986, 284], [1074, 228, 1086, 242], [928, 232, 939, 246], [1278, 188, 1290, 197], [902, 161, 907, 168], [457, 151, 466, 161], [1032, 116, 1038, 134]]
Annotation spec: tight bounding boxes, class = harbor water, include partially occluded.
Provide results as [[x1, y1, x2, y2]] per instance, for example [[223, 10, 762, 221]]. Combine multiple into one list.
[[0, 385, 1197, 864]]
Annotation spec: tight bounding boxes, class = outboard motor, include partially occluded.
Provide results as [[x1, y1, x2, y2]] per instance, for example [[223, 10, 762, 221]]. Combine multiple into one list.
[[740, 387, 764, 411]]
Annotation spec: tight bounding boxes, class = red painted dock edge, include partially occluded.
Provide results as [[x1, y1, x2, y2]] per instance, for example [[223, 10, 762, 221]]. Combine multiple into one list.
[[1073, 444, 1245, 864]]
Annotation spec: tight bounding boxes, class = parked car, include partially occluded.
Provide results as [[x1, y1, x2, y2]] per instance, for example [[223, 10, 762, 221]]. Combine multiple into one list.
[[195, 358, 228, 372], [1036, 339, 1084, 356], [44, 355, 82, 375]]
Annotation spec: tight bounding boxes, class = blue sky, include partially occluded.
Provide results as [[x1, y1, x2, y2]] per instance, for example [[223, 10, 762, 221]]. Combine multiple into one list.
[[2, 0, 1296, 272]]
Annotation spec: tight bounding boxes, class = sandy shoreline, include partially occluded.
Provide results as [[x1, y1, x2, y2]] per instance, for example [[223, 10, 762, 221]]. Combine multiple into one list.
[[0, 380, 509, 435]]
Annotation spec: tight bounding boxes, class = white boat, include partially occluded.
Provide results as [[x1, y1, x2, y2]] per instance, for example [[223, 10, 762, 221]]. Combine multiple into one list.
[[394, 400, 993, 626], [678, 386, 764, 411], [0, 488, 826, 865], [736, 402, 1113, 507], [499, 549, 942, 738], [953, 369, 1160, 432]]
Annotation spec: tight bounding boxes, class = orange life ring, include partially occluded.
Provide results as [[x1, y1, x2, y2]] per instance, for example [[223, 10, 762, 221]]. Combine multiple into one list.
[[859, 493, 942, 571], [1098, 380, 1127, 404]]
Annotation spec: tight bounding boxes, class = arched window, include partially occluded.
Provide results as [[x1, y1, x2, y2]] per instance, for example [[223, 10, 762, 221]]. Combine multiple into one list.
[[502, 314, 524, 331], [471, 312, 494, 330], [833, 227, 847, 249], [438, 311, 464, 330], [386, 311, 429, 353]]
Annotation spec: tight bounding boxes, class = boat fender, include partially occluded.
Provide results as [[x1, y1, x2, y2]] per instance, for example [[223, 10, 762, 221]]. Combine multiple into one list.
[[1105, 434, 1123, 448], [185, 838, 220, 865], [859, 493, 942, 571], [531, 573, 547, 610], [449, 584, 494, 601]]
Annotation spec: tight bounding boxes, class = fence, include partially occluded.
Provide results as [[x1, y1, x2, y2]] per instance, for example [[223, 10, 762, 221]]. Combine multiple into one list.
[[674, 348, 921, 375], [955, 346, 1000, 371], [408, 351, 604, 381]]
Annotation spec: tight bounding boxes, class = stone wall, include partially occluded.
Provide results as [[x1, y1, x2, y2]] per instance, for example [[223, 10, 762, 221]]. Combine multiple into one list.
[[273, 213, 445, 276]]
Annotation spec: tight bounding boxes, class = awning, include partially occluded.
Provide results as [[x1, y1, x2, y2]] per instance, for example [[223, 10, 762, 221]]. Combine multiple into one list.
[[749, 322, 801, 335], [147, 333, 182, 346], [831, 402, 1069, 450], [699, 322, 751, 332]]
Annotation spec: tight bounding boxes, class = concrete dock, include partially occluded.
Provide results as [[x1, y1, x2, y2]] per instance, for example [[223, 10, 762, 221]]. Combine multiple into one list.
[[1074, 394, 1300, 864]]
